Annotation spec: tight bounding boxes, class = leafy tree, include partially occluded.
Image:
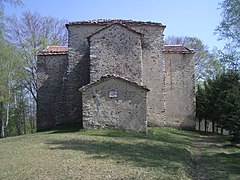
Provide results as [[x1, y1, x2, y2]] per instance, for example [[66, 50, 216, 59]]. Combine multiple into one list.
[[196, 71, 240, 142], [196, 84, 207, 131], [0, 0, 24, 138], [0, 39, 26, 137], [217, 72, 240, 141], [165, 36, 222, 81], [3, 11, 68, 133]]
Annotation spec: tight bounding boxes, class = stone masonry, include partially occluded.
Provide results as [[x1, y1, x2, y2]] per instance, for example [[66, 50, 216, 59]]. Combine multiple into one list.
[[164, 45, 195, 129], [37, 19, 195, 132], [80, 75, 149, 133]]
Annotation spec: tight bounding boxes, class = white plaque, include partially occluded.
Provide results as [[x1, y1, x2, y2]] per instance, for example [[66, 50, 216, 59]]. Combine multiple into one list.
[[109, 90, 118, 98]]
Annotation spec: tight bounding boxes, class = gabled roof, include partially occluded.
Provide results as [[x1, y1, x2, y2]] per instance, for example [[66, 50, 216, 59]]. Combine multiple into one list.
[[80, 75, 150, 92], [88, 23, 143, 40], [38, 46, 68, 55], [66, 19, 165, 28], [163, 45, 195, 54]]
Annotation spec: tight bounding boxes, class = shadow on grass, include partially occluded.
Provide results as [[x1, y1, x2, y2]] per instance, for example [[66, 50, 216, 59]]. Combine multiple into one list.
[[222, 144, 240, 149], [198, 152, 240, 179], [47, 125, 82, 134], [74, 128, 196, 147], [193, 134, 240, 179], [167, 129, 201, 139], [47, 137, 194, 176]]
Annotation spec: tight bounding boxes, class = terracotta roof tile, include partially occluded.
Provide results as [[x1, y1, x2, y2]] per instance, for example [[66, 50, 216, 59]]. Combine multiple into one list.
[[67, 19, 165, 27], [38, 45, 194, 56], [163, 45, 194, 54], [38, 46, 68, 55]]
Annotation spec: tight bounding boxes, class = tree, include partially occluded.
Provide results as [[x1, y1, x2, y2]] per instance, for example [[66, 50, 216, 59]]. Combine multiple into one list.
[[0, 0, 24, 138], [4, 11, 68, 133], [217, 72, 240, 141], [0, 39, 26, 137], [165, 36, 222, 81], [215, 0, 240, 71], [196, 71, 240, 142], [6, 11, 68, 102], [196, 84, 207, 131], [0, 0, 22, 39], [216, 0, 240, 48]]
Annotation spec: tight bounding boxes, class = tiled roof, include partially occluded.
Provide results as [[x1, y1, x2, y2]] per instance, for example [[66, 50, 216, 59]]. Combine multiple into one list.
[[38, 46, 68, 55], [163, 45, 194, 54], [38, 45, 194, 55], [67, 19, 165, 27], [38, 45, 194, 56], [80, 75, 150, 92]]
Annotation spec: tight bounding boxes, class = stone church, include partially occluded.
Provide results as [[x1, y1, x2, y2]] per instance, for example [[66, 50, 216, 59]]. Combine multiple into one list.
[[37, 19, 195, 132]]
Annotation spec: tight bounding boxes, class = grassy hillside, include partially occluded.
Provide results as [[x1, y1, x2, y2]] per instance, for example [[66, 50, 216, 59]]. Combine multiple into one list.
[[0, 127, 240, 179]]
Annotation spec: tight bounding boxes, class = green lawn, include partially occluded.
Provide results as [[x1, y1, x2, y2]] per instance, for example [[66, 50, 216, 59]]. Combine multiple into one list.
[[0, 127, 239, 179]]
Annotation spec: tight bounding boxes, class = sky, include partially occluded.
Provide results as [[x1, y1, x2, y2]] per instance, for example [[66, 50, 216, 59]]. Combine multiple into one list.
[[5, 0, 225, 49]]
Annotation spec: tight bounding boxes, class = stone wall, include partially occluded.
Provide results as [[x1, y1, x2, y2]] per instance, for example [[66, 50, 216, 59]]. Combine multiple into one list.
[[81, 76, 148, 133], [36, 54, 68, 131], [36, 20, 196, 131], [64, 25, 104, 125], [130, 25, 166, 126], [66, 22, 167, 127], [89, 24, 143, 84], [164, 52, 196, 129]]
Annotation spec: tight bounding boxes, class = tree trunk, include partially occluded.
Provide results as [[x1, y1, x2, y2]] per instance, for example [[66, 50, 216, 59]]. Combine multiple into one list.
[[221, 127, 223, 135], [212, 120, 215, 133], [199, 119, 201, 131], [16, 120, 21, 135], [5, 81, 12, 137], [204, 118, 207, 132], [5, 101, 9, 137], [23, 116, 26, 135], [0, 102, 4, 138], [29, 97, 36, 133]]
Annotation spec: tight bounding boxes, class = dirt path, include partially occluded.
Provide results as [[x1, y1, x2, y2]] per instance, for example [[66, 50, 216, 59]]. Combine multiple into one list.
[[191, 134, 222, 180]]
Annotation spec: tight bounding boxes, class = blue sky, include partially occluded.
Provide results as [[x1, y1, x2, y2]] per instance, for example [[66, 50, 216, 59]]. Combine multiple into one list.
[[5, 0, 224, 49]]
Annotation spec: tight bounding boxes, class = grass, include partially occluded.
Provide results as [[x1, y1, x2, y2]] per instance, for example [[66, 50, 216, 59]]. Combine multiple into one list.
[[0, 127, 240, 179], [192, 133, 240, 179]]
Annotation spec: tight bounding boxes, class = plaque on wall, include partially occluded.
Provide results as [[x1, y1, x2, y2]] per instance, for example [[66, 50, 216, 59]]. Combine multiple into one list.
[[109, 90, 118, 98]]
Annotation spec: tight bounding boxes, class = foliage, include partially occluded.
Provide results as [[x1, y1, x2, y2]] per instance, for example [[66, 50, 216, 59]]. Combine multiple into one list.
[[0, 0, 22, 36], [165, 36, 222, 81], [0, 38, 28, 138], [215, 0, 240, 71], [217, 46, 240, 71], [0, 10, 68, 137], [216, 0, 240, 47], [196, 71, 240, 142], [0, 3, 68, 138]]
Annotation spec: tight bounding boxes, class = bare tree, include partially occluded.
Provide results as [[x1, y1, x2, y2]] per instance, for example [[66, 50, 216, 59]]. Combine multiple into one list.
[[4, 11, 68, 132], [6, 11, 68, 102], [165, 36, 222, 81]]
